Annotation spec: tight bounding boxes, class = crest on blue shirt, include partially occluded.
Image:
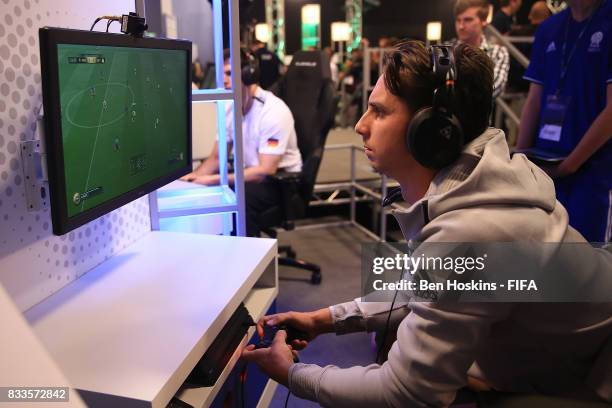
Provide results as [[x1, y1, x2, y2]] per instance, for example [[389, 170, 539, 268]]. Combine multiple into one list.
[[589, 32, 603, 52]]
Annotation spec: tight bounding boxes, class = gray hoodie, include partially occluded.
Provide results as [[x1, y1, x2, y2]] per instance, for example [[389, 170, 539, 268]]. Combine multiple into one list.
[[288, 129, 612, 407]]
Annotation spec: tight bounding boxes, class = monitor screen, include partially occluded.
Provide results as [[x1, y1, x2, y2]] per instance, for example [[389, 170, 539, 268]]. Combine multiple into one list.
[[39, 28, 192, 235]]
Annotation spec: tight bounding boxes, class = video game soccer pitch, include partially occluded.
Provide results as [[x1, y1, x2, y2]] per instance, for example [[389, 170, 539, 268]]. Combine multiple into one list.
[[57, 44, 188, 218]]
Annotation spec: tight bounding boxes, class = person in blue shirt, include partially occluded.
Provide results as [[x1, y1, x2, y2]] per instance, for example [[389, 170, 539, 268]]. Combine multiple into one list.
[[517, 0, 612, 243]]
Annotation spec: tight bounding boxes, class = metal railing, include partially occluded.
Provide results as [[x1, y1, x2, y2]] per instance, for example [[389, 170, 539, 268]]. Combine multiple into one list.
[[485, 24, 530, 68], [494, 94, 522, 129], [485, 24, 533, 131], [306, 29, 534, 242], [301, 142, 406, 242]]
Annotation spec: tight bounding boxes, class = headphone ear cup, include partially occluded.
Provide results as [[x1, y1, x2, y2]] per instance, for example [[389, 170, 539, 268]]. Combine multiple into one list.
[[242, 61, 260, 85], [406, 107, 433, 165], [406, 108, 464, 169]]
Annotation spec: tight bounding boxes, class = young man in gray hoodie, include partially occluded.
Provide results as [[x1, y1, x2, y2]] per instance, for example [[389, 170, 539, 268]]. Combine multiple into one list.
[[242, 41, 612, 407]]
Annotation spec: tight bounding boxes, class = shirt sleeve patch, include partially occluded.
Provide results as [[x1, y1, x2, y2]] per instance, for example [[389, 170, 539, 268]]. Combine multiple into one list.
[[266, 137, 280, 148]]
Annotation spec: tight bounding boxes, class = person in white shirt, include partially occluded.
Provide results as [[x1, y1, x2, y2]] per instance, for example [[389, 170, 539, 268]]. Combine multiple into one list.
[[324, 46, 340, 87], [182, 49, 302, 236]]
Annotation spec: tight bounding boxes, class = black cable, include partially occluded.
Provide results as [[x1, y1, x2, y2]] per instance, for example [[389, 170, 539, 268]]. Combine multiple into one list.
[[90, 17, 102, 31], [90, 15, 121, 32], [241, 376, 245, 408], [284, 389, 291, 408], [105, 19, 119, 32], [375, 285, 400, 364], [240, 363, 247, 408], [239, 362, 293, 407]]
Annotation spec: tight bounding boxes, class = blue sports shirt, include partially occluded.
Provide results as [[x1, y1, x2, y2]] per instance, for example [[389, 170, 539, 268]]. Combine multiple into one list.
[[524, 0, 612, 160]]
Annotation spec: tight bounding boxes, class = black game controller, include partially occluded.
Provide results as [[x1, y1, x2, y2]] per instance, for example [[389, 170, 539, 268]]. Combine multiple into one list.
[[255, 325, 308, 363], [255, 325, 309, 350]]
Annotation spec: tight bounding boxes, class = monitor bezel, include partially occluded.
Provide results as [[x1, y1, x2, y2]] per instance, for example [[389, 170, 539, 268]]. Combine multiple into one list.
[[39, 27, 193, 236]]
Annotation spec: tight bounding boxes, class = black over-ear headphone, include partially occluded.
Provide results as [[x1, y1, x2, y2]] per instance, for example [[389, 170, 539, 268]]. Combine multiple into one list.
[[405, 45, 464, 169], [240, 48, 260, 86]]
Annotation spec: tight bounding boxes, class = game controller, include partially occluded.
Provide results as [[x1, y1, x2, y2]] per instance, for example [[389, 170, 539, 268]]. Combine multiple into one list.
[[255, 325, 309, 349], [255, 325, 308, 363]]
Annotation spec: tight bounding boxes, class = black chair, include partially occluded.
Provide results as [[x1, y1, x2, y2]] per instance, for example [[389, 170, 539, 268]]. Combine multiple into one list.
[[258, 50, 337, 284]]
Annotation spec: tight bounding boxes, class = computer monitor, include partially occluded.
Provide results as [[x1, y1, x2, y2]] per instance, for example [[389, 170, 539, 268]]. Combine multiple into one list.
[[39, 27, 192, 235]]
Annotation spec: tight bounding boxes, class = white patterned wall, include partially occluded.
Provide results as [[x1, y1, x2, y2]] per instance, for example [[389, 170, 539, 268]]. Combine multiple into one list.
[[0, 0, 153, 312]]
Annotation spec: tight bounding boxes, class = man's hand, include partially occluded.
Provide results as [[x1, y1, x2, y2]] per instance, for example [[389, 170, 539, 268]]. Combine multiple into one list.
[[257, 309, 333, 351], [241, 330, 295, 386], [539, 160, 576, 179], [181, 174, 220, 186], [180, 172, 198, 182]]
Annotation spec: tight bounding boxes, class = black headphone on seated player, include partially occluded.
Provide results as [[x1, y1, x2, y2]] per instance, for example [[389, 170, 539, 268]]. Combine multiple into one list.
[[240, 48, 260, 86], [405, 45, 464, 169]]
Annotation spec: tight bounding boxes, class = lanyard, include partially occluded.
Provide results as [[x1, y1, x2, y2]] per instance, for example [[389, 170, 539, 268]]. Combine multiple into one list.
[[558, 0, 604, 93]]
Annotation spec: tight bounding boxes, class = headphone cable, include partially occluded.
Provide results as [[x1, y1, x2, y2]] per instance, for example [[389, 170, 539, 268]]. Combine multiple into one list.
[[375, 285, 400, 364], [375, 244, 409, 364], [284, 388, 291, 408]]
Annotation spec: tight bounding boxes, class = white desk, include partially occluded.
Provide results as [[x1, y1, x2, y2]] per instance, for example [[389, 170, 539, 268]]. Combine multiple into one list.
[[0, 285, 87, 407], [24, 231, 277, 408]]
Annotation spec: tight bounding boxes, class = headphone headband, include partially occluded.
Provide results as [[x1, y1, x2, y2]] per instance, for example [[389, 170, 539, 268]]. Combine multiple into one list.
[[430, 45, 456, 81], [240, 48, 260, 86], [404, 44, 464, 169], [430, 45, 456, 112]]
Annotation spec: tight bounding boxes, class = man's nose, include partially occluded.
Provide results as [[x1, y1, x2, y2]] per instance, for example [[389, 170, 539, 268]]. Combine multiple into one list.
[[355, 115, 369, 140]]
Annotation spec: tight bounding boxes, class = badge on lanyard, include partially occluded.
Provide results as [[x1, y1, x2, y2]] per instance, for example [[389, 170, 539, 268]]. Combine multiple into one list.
[[538, 94, 571, 142], [538, 1, 605, 143]]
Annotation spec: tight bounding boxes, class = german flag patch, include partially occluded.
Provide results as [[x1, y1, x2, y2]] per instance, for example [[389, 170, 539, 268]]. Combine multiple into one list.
[[266, 138, 280, 148]]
